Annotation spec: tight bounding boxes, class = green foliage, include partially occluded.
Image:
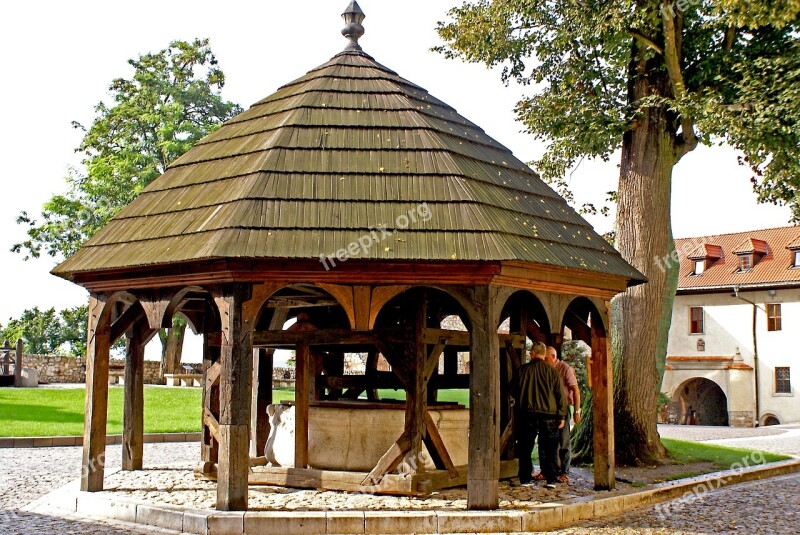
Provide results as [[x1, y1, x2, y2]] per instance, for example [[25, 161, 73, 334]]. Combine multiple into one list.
[[662, 438, 789, 468], [0, 306, 87, 356], [560, 339, 590, 403], [436, 0, 800, 217], [13, 38, 242, 259]]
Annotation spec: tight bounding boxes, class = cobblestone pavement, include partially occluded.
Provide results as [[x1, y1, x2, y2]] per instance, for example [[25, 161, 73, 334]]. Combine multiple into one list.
[[547, 472, 800, 534], [0, 443, 196, 534], [659, 423, 800, 457], [2, 438, 798, 534]]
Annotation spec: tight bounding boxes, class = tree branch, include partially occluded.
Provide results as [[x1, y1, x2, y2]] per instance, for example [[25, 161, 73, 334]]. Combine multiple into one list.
[[723, 26, 736, 52], [661, 11, 697, 160], [629, 29, 663, 55]]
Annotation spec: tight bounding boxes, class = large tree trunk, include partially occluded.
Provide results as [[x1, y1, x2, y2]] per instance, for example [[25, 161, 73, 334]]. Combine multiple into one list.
[[573, 41, 682, 466], [159, 315, 187, 376], [611, 50, 677, 466]]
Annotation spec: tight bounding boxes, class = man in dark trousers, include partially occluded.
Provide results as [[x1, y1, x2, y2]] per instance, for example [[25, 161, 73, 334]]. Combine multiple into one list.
[[512, 341, 568, 489]]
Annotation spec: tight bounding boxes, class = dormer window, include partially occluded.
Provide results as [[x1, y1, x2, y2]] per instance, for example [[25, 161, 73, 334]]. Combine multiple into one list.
[[733, 238, 767, 272], [687, 243, 721, 276], [789, 237, 800, 268], [739, 254, 753, 271], [694, 259, 705, 275]]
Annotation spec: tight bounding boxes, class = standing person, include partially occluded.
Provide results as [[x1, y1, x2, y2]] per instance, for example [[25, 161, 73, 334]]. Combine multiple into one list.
[[545, 345, 581, 483], [512, 341, 568, 489]]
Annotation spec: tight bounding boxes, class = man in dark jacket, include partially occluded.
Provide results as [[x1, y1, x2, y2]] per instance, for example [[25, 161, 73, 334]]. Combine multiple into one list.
[[512, 341, 568, 488]]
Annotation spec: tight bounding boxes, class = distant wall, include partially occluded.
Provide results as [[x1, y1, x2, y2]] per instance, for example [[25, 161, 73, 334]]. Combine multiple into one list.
[[23, 354, 163, 385]]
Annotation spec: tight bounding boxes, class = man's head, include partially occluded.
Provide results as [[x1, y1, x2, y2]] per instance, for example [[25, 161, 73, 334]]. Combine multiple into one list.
[[545, 346, 558, 366], [530, 341, 547, 360]]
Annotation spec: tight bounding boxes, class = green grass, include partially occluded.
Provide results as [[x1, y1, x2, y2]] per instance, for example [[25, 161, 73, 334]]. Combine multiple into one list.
[[661, 437, 789, 480], [0, 386, 299, 437]]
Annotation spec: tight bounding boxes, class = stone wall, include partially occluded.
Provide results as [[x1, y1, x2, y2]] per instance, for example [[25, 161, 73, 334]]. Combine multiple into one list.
[[22, 354, 163, 385]]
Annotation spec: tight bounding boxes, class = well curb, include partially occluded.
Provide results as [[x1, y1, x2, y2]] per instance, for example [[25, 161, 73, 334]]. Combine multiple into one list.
[[0, 432, 202, 448], [24, 459, 800, 534]]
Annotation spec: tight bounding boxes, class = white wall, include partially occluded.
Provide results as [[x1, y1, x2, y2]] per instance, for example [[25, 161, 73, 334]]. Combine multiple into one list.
[[666, 288, 800, 424]]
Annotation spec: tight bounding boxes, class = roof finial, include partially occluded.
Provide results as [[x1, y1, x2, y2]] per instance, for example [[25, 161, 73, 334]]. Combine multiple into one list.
[[341, 1, 365, 51]]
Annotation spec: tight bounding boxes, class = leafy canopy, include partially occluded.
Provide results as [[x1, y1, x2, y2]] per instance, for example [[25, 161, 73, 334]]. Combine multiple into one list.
[[1, 305, 88, 356], [436, 0, 800, 216], [14, 38, 242, 259]]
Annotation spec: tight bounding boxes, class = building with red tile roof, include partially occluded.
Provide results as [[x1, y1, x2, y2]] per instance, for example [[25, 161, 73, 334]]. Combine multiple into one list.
[[663, 225, 800, 428]]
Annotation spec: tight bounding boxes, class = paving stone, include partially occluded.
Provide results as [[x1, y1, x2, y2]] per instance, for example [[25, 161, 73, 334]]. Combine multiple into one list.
[[436, 510, 522, 533], [364, 510, 437, 534], [326, 511, 366, 534], [243, 511, 326, 534]]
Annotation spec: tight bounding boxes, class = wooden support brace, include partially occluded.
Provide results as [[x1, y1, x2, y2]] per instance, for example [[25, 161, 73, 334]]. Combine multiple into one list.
[[362, 430, 413, 485], [423, 411, 458, 478]]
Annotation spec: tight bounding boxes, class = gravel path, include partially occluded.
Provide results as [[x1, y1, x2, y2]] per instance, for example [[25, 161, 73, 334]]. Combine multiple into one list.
[[0, 443, 196, 534], [1, 435, 797, 534]]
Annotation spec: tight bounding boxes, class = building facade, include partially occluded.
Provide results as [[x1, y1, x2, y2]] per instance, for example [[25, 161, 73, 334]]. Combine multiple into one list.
[[664, 226, 800, 427]]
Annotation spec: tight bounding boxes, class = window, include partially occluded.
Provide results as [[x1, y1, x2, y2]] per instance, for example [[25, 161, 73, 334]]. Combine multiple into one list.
[[694, 260, 705, 275], [775, 367, 791, 394], [767, 303, 782, 331], [739, 254, 753, 271], [689, 307, 704, 334], [794, 250, 800, 268]]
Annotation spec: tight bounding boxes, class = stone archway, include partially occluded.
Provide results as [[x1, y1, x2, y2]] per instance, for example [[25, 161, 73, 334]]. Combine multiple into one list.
[[671, 377, 729, 426]]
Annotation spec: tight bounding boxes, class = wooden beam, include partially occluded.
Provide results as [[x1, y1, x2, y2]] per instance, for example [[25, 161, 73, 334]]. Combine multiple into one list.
[[110, 303, 145, 344], [81, 295, 111, 492], [201, 312, 221, 466], [499, 420, 514, 454], [423, 411, 458, 478], [353, 285, 372, 330], [205, 361, 221, 390], [294, 342, 310, 469], [122, 322, 155, 471], [405, 293, 427, 473], [215, 283, 252, 511], [467, 286, 500, 510], [362, 430, 413, 485], [204, 406, 221, 444], [252, 329, 403, 347], [591, 302, 615, 490]]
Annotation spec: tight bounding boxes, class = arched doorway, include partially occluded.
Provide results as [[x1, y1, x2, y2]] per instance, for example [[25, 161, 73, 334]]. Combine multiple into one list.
[[671, 378, 729, 426]]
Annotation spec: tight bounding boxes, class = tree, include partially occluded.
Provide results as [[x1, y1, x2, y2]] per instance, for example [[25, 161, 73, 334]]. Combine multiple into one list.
[[437, 1, 800, 464], [0, 305, 87, 356], [13, 38, 241, 373]]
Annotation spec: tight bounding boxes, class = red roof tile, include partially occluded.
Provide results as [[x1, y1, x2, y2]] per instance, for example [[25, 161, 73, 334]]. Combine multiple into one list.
[[686, 243, 722, 260], [676, 225, 800, 291], [732, 238, 768, 255]]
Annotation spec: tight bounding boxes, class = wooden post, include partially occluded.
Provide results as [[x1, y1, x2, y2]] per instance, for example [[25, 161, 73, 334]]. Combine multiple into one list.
[[81, 295, 111, 492], [215, 284, 252, 511], [404, 293, 427, 472], [591, 302, 615, 490], [468, 286, 500, 510], [294, 342, 310, 468], [201, 323, 221, 465], [122, 322, 154, 471], [250, 307, 287, 458], [13, 339, 23, 387]]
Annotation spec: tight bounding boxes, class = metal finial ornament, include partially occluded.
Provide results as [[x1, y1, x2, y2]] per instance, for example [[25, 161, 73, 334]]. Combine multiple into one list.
[[341, 1, 365, 51]]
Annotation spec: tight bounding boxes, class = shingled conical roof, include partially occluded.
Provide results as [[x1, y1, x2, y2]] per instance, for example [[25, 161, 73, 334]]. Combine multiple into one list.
[[53, 6, 644, 285]]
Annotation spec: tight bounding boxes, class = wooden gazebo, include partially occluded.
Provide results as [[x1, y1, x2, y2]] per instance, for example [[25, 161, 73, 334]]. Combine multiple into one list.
[[53, 2, 645, 512]]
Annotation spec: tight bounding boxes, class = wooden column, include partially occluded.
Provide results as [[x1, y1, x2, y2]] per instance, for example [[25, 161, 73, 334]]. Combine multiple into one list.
[[294, 342, 310, 468], [201, 322, 221, 466], [13, 339, 23, 387], [122, 322, 154, 471], [591, 301, 615, 490], [216, 284, 252, 511], [467, 286, 500, 510], [405, 294, 427, 471], [81, 295, 111, 492], [250, 307, 287, 458]]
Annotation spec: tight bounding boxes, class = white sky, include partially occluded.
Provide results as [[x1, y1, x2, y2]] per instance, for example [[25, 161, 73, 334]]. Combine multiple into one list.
[[0, 1, 793, 361]]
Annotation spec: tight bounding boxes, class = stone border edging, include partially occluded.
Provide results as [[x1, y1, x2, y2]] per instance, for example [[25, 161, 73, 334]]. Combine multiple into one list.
[[0, 432, 202, 448], [27, 459, 800, 534]]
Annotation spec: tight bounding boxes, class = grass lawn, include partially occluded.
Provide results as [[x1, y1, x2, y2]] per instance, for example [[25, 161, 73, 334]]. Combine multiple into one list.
[[0, 386, 298, 437], [661, 437, 789, 478]]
